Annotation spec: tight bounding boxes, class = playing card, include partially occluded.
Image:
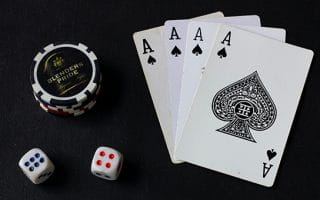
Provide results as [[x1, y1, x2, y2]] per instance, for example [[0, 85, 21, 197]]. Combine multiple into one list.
[[133, 27, 177, 163], [237, 26, 286, 42], [200, 15, 261, 26], [133, 12, 224, 164], [175, 21, 286, 152], [163, 13, 225, 147], [176, 24, 313, 186], [163, 20, 189, 138], [165, 16, 262, 148]]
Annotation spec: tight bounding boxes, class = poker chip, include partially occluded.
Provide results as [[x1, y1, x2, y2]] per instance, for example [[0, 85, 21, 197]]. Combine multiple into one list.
[[33, 89, 99, 116], [30, 42, 102, 116], [38, 100, 97, 117], [35, 93, 98, 116], [33, 76, 102, 111]]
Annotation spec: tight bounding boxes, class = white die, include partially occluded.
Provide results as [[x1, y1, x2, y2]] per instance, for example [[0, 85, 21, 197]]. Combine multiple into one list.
[[91, 146, 123, 180], [18, 148, 55, 184]]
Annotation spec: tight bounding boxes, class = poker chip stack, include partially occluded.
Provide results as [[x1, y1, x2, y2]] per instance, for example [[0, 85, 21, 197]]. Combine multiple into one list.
[[30, 42, 102, 116]]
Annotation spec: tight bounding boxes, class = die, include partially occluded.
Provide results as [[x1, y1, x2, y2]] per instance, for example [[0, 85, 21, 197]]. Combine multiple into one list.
[[18, 148, 55, 184], [91, 146, 123, 180]]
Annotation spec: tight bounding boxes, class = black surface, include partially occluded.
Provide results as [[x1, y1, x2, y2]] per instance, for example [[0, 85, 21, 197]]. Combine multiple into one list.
[[0, 0, 319, 199]]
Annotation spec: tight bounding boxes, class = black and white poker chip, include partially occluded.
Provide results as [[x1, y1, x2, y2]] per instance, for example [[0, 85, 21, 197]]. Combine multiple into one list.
[[30, 42, 102, 116], [33, 84, 101, 116]]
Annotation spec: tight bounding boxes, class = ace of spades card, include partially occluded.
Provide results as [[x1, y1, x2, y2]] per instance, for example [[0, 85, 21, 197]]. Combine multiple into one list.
[[133, 27, 179, 163], [165, 16, 260, 136], [133, 12, 224, 164], [175, 16, 262, 152], [163, 12, 224, 144], [176, 24, 313, 187], [175, 20, 286, 153]]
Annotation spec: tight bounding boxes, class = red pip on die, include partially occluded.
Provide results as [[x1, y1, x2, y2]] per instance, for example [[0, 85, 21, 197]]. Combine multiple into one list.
[[91, 146, 123, 180]]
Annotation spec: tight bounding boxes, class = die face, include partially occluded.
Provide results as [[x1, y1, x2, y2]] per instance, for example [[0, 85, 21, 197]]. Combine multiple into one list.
[[35, 163, 55, 184], [35, 159, 55, 184], [92, 169, 113, 180], [18, 148, 54, 184], [91, 147, 123, 180]]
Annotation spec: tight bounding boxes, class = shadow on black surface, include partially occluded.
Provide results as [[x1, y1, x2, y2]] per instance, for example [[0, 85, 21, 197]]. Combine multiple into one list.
[[117, 159, 140, 184], [96, 61, 124, 112], [271, 58, 316, 188], [71, 61, 124, 122], [39, 156, 70, 187]]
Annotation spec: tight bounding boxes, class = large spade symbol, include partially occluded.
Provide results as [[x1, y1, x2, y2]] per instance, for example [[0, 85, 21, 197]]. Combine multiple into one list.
[[212, 71, 277, 143]]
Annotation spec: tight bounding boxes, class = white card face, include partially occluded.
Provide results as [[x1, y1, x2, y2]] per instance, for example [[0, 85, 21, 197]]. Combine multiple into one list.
[[176, 24, 313, 186], [163, 13, 225, 143], [175, 21, 286, 152], [133, 27, 177, 163], [133, 12, 224, 164], [236, 25, 286, 42], [163, 19, 191, 142], [175, 17, 261, 150], [200, 15, 261, 26], [165, 16, 261, 150]]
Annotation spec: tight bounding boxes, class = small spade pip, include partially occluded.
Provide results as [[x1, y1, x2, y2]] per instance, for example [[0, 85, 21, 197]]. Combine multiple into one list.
[[147, 55, 156, 65], [217, 47, 227, 58], [267, 149, 277, 161], [171, 46, 182, 57], [192, 44, 202, 56]]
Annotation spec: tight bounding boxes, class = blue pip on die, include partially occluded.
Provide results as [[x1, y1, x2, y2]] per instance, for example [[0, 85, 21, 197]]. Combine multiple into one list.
[[18, 148, 55, 184]]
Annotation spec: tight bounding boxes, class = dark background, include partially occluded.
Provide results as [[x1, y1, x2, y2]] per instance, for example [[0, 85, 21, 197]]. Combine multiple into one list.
[[0, 0, 319, 199]]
